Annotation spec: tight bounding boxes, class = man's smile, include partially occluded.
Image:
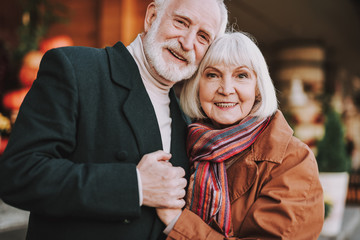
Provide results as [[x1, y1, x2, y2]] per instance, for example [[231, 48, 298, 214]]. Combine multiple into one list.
[[168, 48, 187, 62]]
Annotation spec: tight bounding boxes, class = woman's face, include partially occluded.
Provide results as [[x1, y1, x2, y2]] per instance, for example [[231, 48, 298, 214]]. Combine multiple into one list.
[[199, 63, 257, 127]]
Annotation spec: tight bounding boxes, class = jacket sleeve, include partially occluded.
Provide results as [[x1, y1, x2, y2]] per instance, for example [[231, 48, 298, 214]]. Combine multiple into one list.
[[166, 139, 324, 239], [166, 210, 252, 240], [0, 48, 141, 221]]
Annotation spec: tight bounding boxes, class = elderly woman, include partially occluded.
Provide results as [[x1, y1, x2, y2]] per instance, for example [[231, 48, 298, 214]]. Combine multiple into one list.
[[157, 31, 324, 239]]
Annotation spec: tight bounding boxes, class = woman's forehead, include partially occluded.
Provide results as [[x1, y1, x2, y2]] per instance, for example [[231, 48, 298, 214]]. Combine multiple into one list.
[[205, 54, 254, 71]]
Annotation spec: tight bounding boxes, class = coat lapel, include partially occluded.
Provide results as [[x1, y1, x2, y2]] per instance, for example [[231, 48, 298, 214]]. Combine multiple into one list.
[[227, 111, 293, 202], [169, 90, 189, 175], [105, 42, 162, 156], [122, 88, 162, 155], [227, 152, 258, 203]]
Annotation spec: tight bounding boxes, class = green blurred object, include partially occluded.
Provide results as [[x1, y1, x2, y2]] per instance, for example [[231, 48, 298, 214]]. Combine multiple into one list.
[[324, 198, 333, 219], [316, 108, 351, 172]]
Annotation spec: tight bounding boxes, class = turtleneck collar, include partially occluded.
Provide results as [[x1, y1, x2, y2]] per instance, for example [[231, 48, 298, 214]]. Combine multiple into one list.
[[127, 34, 173, 95], [126, 34, 173, 153]]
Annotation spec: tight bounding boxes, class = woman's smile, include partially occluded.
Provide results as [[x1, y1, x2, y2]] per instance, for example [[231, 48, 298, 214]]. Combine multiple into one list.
[[214, 102, 238, 108]]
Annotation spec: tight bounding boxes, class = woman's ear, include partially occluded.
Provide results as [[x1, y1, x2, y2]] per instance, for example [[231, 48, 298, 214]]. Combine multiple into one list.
[[255, 86, 261, 102], [144, 2, 157, 33]]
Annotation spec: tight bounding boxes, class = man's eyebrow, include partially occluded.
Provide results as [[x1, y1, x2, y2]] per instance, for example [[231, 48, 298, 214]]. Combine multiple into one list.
[[173, 10, 192, 23], [173, 10, 215, 40]]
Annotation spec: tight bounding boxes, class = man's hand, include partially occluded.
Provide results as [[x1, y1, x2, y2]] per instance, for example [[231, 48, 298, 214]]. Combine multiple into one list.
[[137, 150, 187, 208]]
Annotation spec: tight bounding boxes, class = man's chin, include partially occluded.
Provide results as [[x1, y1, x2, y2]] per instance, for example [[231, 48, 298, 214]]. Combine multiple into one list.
[[159, 73, 184, 84], [151, 59, 197, 83], [160, 70, 196, 83]]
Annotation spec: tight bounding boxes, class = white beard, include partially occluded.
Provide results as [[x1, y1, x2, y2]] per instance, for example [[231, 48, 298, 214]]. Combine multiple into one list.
[[143, 18, 198, 83]]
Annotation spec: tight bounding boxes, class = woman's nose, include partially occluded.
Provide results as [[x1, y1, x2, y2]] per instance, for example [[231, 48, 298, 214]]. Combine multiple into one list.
[[218, 78, 235, 95]]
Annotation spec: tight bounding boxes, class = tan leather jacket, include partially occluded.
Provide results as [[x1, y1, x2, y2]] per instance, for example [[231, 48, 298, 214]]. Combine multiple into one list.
[[167, 110, 324, 239]]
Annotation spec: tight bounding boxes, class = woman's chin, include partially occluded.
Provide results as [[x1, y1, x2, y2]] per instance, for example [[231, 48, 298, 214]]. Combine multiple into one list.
[[211, 119, 241, 129]]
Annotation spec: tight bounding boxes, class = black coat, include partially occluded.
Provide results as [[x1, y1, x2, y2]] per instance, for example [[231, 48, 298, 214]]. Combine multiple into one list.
[[0, 42, 189, 240]]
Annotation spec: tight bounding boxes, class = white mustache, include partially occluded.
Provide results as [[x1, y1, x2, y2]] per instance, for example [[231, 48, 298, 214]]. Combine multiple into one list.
[[162, 39, 196, 64]]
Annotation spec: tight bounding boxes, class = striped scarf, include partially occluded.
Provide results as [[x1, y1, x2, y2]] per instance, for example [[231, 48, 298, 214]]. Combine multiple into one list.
[[186, 116, 271, 237]]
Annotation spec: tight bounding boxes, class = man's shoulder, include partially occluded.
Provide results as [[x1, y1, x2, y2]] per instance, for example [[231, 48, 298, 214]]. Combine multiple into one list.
[[46, 41, 128, 62], [53, 45, 107, 60], [44, 42, 133, 74]]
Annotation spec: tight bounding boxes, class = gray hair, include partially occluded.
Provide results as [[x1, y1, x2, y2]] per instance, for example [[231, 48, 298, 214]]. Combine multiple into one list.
[[180, 31, 278, 120], [153, 0, 228, 37]]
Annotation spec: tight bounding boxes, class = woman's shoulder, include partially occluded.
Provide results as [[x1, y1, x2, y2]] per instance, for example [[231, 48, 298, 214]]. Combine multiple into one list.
[[254, 110, 317, 167]]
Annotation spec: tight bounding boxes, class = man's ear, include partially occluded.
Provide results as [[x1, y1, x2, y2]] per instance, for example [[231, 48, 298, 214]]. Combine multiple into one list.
[[144, 2, 157, 33]]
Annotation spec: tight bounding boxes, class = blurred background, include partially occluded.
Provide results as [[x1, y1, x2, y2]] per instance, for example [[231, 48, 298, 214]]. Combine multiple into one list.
[[0, 0, 360, 239]]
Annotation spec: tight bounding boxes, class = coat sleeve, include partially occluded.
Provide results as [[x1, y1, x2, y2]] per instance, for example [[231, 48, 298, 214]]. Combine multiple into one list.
[[166, 139, 324, 239], [0, 48, 141, 221], [166, 210, 254, 240]]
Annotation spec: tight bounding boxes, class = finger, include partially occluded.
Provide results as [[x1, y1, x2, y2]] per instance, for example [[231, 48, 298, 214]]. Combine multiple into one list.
[[173, 166, 186, 178], [162, 199, 185, 209], [154, 151, 172, 162], [177, 188, 186, 199], [177, 177, 187, 189], [148, 150, 171, 160], [172, 199, 186, 209], [159, 160, 173, 167], [141, 150, 172, 164], [162, 166, 186, 180]]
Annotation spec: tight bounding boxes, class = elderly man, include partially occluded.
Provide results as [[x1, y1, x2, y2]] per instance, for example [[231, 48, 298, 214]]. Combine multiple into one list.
[[0, 0, 228, 239]]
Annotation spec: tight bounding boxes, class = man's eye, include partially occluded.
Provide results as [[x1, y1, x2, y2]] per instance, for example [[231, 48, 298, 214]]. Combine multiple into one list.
[[175, 19, 187, 27], [198, 34, 209, 44]]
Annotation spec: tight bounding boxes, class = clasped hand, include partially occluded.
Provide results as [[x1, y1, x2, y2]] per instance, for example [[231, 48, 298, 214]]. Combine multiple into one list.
[[137, 150, 187, 209], [137, 150, 185, 225]]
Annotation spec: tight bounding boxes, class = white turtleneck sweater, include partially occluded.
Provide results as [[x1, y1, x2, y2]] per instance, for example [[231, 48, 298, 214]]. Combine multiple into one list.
[[127, 34, 173, 153]]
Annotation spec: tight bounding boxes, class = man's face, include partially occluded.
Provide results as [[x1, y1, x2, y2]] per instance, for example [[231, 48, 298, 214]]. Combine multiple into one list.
[[143, 0, 221, 83]]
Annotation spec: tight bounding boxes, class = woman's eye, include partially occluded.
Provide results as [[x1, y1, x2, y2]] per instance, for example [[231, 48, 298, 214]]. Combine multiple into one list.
[[206, 73, 218, 78], [238, 73, 248, 78]]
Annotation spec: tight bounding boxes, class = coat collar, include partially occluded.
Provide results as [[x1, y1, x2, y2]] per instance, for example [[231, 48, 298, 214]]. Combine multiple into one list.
[[106, 41, 141, 90], [227, 110, 294, 201], [251, 110, 293, 164], [106, 42, 162, 154]]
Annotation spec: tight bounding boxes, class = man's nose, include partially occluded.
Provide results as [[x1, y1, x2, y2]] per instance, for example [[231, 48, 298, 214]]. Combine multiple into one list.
[[179, 30, 196, 51]]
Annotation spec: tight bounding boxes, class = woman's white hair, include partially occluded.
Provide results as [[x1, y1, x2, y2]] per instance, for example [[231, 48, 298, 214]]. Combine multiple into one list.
[[180, 31, 278, 120], [153, 0, 228, 37]]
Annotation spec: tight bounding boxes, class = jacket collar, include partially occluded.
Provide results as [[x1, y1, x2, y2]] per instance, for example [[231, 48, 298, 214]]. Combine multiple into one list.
[[251, 110, 293, 164], [227, 110, 294, 201]]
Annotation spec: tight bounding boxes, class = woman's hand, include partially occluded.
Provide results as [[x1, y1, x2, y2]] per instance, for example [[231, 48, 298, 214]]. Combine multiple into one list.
[[156, 208, 182, 226]]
